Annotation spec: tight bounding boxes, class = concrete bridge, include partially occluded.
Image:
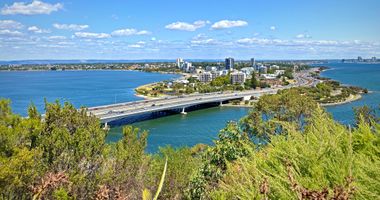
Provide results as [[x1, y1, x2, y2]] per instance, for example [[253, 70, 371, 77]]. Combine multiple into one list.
[[87, 88, 280, 124], [86, 69, 318, 125]]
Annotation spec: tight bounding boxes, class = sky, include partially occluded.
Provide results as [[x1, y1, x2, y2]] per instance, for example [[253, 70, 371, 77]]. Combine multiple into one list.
[[0, 0, 379, 60]]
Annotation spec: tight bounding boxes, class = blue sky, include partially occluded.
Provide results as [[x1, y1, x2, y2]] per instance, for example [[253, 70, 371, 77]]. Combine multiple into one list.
[[0, 0, 379, 60]]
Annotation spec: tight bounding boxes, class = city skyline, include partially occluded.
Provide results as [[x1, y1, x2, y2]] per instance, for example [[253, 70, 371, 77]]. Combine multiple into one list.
[[0, 0, 380, 60]]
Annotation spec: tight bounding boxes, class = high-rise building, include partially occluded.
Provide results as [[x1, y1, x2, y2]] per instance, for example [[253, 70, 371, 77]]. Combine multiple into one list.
[[258, 66, 268, 74], [250, 58, 255, 67], [182, 62, 192, 72], [225, 57, 234, 70], [357, 56, 363, 62], [230, 72, 246, 84], [372, 57, 377, 62], [210, 70, 221, 80], [199, 72, 212, 82], [176, 58, 184, 68]]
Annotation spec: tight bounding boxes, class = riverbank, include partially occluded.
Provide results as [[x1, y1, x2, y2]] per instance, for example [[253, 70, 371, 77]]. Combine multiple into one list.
[[134, 66, 365, 109], [213, 93, 363, 108], [320, 94, 362, 106]]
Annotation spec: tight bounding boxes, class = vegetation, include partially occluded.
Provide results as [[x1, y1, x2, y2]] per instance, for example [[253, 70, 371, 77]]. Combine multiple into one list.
[[281, 80, 367, 104], [136, 71, 276, 97], [249, 71, 259, 89], [211, 108, 380, 199], [0, 99, 201, 199], [0, 88, 379, 199], [186, 91, 380, 199]]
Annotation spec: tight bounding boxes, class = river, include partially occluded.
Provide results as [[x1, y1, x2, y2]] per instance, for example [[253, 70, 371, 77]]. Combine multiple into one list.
[[0, 63, 379, 152]]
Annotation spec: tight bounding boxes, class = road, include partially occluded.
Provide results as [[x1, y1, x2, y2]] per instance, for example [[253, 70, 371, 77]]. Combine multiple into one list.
[[87, 69, 319, 123]]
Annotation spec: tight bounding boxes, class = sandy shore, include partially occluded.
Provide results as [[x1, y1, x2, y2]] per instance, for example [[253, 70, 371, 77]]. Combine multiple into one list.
[[320, 94, 362, 107], [220, 94, 363, 108]]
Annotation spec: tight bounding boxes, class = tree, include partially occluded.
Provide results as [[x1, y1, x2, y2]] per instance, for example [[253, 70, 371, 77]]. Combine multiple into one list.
[[186, 122, 253, 199], [210, 75, 230, 87], [250, 71, 259, 89], [284, 68, 294, 79], [354, 105, 379, 126], [210, 108, 380, 199], [240, 88, 318, 140]]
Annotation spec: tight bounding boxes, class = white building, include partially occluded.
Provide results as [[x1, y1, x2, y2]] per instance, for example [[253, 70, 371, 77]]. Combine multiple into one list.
[[199, 72, 212, 82], [176, 58, 184, 68], [241, 67, 255, 77], [175, 79, 189, 84], [206, 66, 218, 71], [260, 74, 277, 79], [211, 70, 221, 80], [258, 66, 267, 74], [230, 72, 246, 84], [274, 70, 285, 76], [182, 62, 192, 72], [269, 65, 279, 70]]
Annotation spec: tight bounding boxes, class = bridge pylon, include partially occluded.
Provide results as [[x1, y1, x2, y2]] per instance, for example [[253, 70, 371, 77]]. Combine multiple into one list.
[[181, 107, 187, 115], [103, 122, 110, 131]]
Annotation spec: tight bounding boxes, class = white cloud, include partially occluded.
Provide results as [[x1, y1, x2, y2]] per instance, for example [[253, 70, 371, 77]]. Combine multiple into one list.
[[0, 20, 23, 29], [270, 26, 276, 31], [211, 20, 248, 29], [191, 38, 217, 45], [165, 20, 209, 31], [0, 29, 23, 36], [48, 35, 66, 40], [151, 37, 156, 41], [53, 23, 89, 31], [28, 26, 50, 33], [236, 37, 362, 47], [237, 37, 279, 45], [128, 44, 142, 48], [1, 0, 63, 15], [296, 34, 311, 39], [74, 32, 110, 39], [111, 28, 151, 36], [191, 34, 219, 45]]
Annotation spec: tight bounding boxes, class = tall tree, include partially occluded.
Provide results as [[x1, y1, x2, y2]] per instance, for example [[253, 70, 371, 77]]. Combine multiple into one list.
[[250, 71, 259, 89]]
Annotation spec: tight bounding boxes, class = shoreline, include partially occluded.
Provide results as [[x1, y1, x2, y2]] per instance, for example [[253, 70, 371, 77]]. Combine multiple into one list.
[[214, 93, 363, 108], [320, 94, 362, 107]]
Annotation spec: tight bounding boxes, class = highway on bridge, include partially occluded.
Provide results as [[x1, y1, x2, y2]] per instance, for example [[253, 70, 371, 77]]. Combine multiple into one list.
[[88, 89, 278, 123], [87, 70, 318, 124]]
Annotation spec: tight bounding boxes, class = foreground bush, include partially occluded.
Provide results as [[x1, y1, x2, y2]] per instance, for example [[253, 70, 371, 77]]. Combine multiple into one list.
[[1, 92, 379, 199], [210, 108, 380, 199], [0, 99, 201, 199]]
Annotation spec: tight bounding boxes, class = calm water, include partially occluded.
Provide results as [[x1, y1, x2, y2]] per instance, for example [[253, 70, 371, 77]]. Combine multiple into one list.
[[107, 106, 249, 152], [321, 63, 380, 124], [0, 70, 179, 115], [0, 63, 379, 152]]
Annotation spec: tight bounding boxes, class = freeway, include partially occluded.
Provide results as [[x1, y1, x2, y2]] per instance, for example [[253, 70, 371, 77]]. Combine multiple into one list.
[[89, 89, 278, 123], [87, 69, 319, 123]]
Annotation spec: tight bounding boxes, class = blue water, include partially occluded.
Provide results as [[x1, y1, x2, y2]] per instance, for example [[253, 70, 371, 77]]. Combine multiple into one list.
[[0, 70, 179, 115], [320, 63, 380, 124], [107, 106, 250, 152], [0, 63, 379, 152]]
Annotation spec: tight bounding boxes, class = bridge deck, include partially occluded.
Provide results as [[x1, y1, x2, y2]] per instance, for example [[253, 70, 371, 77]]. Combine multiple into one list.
[[87, 70, 318, 123], [88, 89, 279, 123]]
